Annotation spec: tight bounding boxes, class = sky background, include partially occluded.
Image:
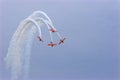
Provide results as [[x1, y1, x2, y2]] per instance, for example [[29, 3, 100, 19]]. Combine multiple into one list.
[[0, 0, 120, 80]]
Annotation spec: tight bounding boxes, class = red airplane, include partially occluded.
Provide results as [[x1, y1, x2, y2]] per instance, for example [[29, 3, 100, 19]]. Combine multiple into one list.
[[48, 42, 57, 47], [37, 36, 43, 42], [49, 28, 57, 32], [58, 38, 66, 45]]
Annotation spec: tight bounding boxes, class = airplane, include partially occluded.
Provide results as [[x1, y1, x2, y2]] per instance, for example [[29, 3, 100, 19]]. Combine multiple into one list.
[[49, 28, 57, 32], [48, 42, 57, 47], [37, 36, 44, 42], [58, 38, 66, 45]]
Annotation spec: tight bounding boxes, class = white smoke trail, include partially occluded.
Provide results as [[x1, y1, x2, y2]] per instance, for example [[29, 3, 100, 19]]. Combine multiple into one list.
[[4, 13, 43, 80], [4, 19, 40, 80], [4, 11, 63, 80], [22, 25, 37, 80]]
